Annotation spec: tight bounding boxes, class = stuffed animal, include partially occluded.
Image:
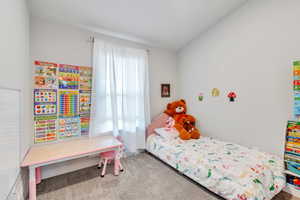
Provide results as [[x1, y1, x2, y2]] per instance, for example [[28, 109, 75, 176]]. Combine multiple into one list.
[[173, 114, 200, 140], [164, 99, 186, 117], [164, 99, 201, 140]]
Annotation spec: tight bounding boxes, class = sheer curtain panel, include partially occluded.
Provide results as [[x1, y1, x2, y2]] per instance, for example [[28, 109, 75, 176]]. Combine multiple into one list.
[[90, 40, 150, 154]]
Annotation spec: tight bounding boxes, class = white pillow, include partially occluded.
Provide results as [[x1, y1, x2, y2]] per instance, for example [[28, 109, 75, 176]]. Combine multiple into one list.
[[154, 127, 179, 140]]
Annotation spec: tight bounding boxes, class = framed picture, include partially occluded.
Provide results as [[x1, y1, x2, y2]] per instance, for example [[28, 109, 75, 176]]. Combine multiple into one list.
[[161, 84, 170, 98]]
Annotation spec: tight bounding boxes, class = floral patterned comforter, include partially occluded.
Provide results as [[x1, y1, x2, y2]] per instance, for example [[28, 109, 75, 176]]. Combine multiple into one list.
[[146, 135, 285, 200]]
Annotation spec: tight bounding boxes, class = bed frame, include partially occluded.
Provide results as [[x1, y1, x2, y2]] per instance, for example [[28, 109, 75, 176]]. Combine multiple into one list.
[[145, 150, 225, 200]]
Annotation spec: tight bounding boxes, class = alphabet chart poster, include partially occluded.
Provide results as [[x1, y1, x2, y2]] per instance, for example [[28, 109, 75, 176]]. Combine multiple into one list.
[[79, 66, 92, 90], [58, 117, 81, 139], [80, 115, 90, 136], [58, 64, 80, 89], [34, 116, 57, 143], [59, 90, 79, 118], [34, 61, 57, 89]]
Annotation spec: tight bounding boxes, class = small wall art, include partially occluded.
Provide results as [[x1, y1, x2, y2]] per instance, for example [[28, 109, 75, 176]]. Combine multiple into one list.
[[198, 93, 204, 101], [227, 92, 237, 102], [161, 84, 170, 98], [212, 88, 220, 97]]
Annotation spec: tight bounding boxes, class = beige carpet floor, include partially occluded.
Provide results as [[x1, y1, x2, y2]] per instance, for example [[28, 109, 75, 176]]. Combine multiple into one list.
[[37, 153, 298, 200]]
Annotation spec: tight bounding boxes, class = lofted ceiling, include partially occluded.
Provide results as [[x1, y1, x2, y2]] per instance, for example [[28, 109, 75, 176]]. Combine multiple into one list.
[[28, 0, 247, 50]]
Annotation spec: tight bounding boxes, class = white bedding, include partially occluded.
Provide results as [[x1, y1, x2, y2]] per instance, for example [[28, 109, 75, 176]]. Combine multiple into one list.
[[146, 135, 286, 200]]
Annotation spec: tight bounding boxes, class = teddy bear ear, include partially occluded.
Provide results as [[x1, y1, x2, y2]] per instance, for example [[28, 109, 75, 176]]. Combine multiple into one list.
[[180, 99, 186, 104], [167, 103, 172, 109]]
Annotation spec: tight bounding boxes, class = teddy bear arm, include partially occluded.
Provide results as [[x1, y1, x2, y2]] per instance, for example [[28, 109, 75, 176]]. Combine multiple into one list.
[[174, 124, 191, 140]]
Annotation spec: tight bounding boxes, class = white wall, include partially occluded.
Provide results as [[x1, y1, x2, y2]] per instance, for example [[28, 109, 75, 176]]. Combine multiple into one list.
[[0, 0, 31, 199], [177, 0, 300, 156], [30, 17, 177, 178]]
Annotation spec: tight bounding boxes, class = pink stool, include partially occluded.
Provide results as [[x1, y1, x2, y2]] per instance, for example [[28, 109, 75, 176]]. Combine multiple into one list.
[[98, 138, 124, 177]]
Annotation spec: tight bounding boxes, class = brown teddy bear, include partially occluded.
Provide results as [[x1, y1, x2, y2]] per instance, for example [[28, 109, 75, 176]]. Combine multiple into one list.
[[174, 114, 200, 140], [164, 99, 201, 140], [164, 99, 186, 117]]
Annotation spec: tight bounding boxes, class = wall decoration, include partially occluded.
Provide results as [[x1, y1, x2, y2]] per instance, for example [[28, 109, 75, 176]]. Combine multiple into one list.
[[34, 89, 56, 103], [58, 117, 81, 139], [80, 114, 90, 136], [294, 61, 300, 120], [59, 90, 79, 118], [58, 64, 80, 89], [198, 93, 204, 101], [79, 66, 92, 90], [227, 92, 237, 102], [211, 88, 220, 97], [34, 61, 57, 89], [33, 61, 93, 143], [34, 115, 57, 143], [79, 90, 91, 115], [161, 84, 170, 98], [34, 102, 57, 116]]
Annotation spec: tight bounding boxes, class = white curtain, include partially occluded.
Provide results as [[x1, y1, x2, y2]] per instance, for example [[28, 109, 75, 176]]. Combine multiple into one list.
[[90, 40, 150, 154]]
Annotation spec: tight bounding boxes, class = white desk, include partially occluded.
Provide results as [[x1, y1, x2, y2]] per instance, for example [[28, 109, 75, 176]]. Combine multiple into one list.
[[21, 135, 122, 200]]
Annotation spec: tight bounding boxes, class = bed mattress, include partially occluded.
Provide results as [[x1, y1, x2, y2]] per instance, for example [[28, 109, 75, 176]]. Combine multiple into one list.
[[146, 135, 285, 200]]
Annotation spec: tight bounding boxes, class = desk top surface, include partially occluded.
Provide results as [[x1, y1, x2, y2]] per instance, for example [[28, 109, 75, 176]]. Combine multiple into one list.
[[21, 135, 122, 167]]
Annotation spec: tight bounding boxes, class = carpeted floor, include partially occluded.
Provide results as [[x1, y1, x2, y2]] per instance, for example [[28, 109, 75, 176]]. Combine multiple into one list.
[[37, 153, 297, 200]]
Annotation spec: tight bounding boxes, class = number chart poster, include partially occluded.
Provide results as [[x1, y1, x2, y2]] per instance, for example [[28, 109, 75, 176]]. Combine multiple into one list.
[[59, 64, 80, 89], [59, 90, 79, 118], [34, 61, 57, 89]]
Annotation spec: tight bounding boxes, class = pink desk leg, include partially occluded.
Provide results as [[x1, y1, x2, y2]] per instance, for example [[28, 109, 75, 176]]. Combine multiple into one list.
[[29, 166, 36, 200], [114, 147, 120, 176]]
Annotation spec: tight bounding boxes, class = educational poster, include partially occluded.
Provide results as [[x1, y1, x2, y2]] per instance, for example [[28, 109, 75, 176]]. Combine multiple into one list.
[[34, 89, 56, 103], [294, 61, 300, 120], [79, 90, 91, 115], [79, 66, 92, 90], [80, 115, 90, 136], [33, 61, 92, 143], [58, 64, 80, 89], [59, 90, 79, 118], [58, 117, 81, 139], [34, 61, 57, 89], [34, 116, 57, 143], [34, 102, 57, 116]]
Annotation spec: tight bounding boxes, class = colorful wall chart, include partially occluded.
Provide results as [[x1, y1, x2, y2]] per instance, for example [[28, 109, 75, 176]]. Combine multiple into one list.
[[33, 60, 92, 144], [34, 61, 57, 89], [294, 61, 300, 120], [58, 117, 81, 139], [80, 115, 90, 136], [34, 89, 57, 103], [59, 90, 79, 118], [34, 116, 57, 143], [80, 66, 92, 90], [79, 90, 91, 115], [58, 64, 80, 89]]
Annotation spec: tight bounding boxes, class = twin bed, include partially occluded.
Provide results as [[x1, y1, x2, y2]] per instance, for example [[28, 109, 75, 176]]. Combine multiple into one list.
[[146, 114, 286, 200]]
